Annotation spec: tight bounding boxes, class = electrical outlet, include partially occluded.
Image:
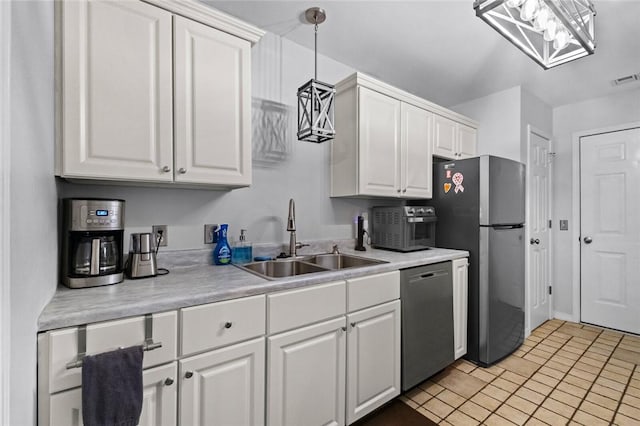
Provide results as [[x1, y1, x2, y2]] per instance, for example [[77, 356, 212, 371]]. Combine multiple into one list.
[[204, 224, 219, 244], [152, 225, 168, 247], [560, 220, 569, 231]]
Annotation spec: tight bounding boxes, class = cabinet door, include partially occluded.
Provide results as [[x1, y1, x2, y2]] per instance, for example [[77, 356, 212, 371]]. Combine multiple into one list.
[[48, 363, 178, 426], [59, 0, 174, 181], [432, 115, 457, 159], [357, 87, 401, 197], [174, 16, 252, 186], [268, 317, 346, 426], [401, 104, 433, 199], [457, 124, 477, 159], [179, 337, 265, 426], [346, 300, 401, 424], [452, 258, 469, 360]]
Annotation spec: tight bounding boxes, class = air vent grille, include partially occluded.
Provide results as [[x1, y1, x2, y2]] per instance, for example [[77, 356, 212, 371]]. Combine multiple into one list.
[[612, 73, 640, 86]]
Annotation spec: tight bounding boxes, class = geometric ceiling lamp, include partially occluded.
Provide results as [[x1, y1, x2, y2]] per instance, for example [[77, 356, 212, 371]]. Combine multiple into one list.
[[297, 7, 336, 143], [473, 0, 596, 69]]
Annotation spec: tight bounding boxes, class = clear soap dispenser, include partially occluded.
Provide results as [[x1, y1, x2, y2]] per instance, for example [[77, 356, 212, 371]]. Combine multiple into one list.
[[231, 229, 252, 264]]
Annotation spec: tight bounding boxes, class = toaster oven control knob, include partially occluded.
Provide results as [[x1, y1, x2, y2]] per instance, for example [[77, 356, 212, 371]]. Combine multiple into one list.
[[416, 208, 424, 214], [407, 208, 415, 215]]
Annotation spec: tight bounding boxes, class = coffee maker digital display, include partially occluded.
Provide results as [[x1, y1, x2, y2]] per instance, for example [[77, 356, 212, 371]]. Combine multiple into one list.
[[62, 199, 125, 288]]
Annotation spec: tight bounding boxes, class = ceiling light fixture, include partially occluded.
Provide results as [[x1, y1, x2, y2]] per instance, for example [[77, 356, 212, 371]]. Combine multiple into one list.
[[297, 7, 335, 143], [474, 0, 596, 69]]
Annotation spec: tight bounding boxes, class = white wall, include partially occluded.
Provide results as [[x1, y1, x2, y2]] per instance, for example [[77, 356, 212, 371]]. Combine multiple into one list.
[[552, 88, 640, 318], [61, 32, 386, 251], [451, 86, 522, 162], [9, 1, 58, 424]]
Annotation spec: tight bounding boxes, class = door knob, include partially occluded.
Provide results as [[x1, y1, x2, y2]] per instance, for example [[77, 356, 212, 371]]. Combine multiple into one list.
[[583, 236, 593, 244], [530, 238, 540, 245]]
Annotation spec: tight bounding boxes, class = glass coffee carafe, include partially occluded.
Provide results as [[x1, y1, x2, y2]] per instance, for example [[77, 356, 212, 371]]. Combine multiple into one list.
[[72, 234, 120, 275]]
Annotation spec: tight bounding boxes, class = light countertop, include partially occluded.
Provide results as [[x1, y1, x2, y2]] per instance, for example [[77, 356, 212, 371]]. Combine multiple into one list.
[[38, 246, 468, 331]]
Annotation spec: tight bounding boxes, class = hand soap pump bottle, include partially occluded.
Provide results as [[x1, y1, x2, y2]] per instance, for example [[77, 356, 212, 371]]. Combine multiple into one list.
[[231, 229, 252, 264], [213, 224, 232, 265]]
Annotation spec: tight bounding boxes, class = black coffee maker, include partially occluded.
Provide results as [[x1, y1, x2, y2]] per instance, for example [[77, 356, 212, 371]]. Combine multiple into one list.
[[61, 199, 125, 288]]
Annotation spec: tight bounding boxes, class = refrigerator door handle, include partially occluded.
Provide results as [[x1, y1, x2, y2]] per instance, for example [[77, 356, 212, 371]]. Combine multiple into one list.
[[491, 224, 524, 230]]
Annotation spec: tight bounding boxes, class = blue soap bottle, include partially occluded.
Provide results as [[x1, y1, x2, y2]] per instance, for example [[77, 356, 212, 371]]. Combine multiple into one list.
[[213, 224, 232, 265], [232, 229, 253, 264]]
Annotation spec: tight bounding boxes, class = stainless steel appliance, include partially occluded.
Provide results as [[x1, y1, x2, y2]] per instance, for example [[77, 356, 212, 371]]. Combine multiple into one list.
[[372, 206, 437, 252], [62, 199, 125, 288], [432, 155, 525, 366], [126, 233, 158, 279], [401, 262, 454, 390]]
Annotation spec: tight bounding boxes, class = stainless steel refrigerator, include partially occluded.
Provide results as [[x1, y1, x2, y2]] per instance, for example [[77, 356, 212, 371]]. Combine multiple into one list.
[[432, 155, 525, 366]]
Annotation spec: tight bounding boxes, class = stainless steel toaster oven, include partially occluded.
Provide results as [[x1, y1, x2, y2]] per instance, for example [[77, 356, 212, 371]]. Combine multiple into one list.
[[372, 206, 437, 252]]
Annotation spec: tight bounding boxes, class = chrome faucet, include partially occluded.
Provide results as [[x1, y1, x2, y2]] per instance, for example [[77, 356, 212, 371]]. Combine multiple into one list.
[[287, 198, 309, 257]]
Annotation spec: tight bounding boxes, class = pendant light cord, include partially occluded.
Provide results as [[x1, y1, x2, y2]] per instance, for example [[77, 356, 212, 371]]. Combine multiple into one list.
[[314, 22, 318, 80]]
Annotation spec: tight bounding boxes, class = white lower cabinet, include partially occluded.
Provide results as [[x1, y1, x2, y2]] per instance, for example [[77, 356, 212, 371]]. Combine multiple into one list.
[[452, 258, 469, 360], [48, 362, 178, 426], [267, 317, 347, 426], [346, 300, 401, 424], [179, 337, 265, 426]]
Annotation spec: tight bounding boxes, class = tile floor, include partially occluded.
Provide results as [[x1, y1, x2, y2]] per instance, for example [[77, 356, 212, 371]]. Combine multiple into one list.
[[400, 319, 640, 425]]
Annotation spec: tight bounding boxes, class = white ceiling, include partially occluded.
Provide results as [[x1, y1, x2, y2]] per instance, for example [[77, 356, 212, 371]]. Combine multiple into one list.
[[206, 0, 640, 108]]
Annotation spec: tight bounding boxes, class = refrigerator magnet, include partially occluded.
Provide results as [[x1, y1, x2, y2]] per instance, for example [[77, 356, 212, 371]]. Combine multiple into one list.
[[446, 170, 452, 179], [453, 172, 464, 193], [444, 183, 452, 193]]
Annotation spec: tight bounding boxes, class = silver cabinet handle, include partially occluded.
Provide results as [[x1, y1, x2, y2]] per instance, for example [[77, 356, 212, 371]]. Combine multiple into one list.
[[164, 378, 174, 386], [185, 371, 193, 379], [340, 326, 346, 332], [178, 168, 187, 174], [224, 321, 233, 329], [396, 189, 401, 193], [162, 166, 171, 173], [350, 322, 356, 328], [584, 236, 593, 244], [402, 189, 407, 193]]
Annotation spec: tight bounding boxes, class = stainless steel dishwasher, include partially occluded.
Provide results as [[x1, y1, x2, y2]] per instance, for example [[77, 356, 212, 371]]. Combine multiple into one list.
[[401, 261, 454, 390]]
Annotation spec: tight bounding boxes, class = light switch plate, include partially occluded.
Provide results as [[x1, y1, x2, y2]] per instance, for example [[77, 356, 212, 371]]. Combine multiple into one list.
[[560, 220, 569, 231], [204, 224, 218, 244]]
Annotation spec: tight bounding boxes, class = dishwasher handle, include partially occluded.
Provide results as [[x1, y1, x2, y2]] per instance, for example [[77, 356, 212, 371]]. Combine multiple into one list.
[[409, 270, 449, 283]]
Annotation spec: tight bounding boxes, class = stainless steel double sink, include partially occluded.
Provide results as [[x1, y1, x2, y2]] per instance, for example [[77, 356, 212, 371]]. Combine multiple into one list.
[[236, 253, 387, 280]]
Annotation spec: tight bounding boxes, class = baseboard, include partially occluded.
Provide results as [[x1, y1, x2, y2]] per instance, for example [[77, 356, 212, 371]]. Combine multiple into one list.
[[553, 311, 576, 322]]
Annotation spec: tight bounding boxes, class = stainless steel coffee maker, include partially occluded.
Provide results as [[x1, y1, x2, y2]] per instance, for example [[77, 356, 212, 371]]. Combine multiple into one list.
[[61, 199, 125, 288]]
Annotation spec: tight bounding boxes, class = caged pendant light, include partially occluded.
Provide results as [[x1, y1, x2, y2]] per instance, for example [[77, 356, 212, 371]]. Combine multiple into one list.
[[297, 7, 336, 143], [474, 0, 596, 69]]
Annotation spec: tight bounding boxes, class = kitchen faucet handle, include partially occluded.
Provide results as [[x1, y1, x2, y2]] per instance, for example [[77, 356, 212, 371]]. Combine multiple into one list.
[[332, 245, 340, 254], [295, 242, 310, 249]]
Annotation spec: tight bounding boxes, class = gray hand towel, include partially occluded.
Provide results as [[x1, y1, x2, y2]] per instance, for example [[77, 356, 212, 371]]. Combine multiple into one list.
[[82, 346, 144, 426]]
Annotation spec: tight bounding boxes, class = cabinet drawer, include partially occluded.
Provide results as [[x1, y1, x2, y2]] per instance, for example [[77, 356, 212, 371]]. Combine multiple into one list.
[[180, 295, 265, 356], [347, 271, 400, 312], [268, 281, 346, 334], [40, 311, 177, 394]]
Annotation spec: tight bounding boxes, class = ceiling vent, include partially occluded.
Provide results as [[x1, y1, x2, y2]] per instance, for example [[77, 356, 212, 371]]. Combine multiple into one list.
[[612, 73, 640, 86]]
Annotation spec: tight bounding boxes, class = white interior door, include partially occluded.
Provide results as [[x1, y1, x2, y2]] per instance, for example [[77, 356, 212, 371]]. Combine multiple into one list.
[[527, 128, 551, 332], [580, 127, 640, 334]]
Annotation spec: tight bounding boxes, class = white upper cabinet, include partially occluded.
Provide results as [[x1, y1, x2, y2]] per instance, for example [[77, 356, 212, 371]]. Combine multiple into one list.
[[331, 73, 477, 199], [57, 0, 174, 182], [56, 0, 263, 188], [433, 115, 477, 160]]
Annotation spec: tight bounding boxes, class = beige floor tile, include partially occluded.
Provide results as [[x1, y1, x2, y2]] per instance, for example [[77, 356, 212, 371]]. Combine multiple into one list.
[[532, 371, 561, 388], [627, 384, 640, 398], [454, 359, 477, 374], [595, 376, 627, 392], [537, 365, 565, 381], [546, 360, 572, 373], [441, 421, 455, 426], [582, 351, 609, 362], [562, 344, 586, 355], [579, 400, 614, 422], [573, 359, 603, 372], [459, 400, 492, 422], [436, 389, 467, 408], [400, 396, 420, 409], [590, 383, 623, 401], [515, 387, 546, 405], [523, 353, 548, 365], [612, 348, 640, 365], [557, 325, 599, 341], [445, 410, 480, 426], [524, 417, 549, 426], [618, 403, 640, 420], [622, 392, 640, 407], [549, 333, 571, 344], [433, 368, 487, 399], [603, 363, 633, 377], [537, 343, 560, 353], [422, 397, 454, 418], [532, 406, 570, 426], [585, 391, 619, 411], [600, 368, 630, 384], [555, 350, 581, 361], [589, 346, 614, 357], [556, 381, 588, 398], [548, 389, 582, 408], [628, 378, 640, 389], [550, 354, 576, 367], [502, 370, 528, 385], [572, 410, 611, 426], [499, 356, 542, 378], [613, 412, 640, 426], [483, 384, 511, 402], [416, 405, 442, 423], [496, 404, 530, 425], [419, 380, 445, 396], [542, 397, 576, 418], [470, 368, 496, 383], [505, 395, 537, 415], [563, 373, 592, 389], [523, 379, 554, 396], [492, 377, 520, 393], [529, 348, 554, 359], [513, 349, 529, 358], [484, 413, 517, 426], [471, 391, 502, 412], [608, 357, 636, 370], [527, 334, 543, 343], [582, 325, 604, 333], [568, 367, 597, 382]]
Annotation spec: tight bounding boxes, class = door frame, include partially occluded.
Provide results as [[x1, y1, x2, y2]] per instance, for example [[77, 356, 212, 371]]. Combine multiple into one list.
[[571, 121, 640, 324], [0, 0, 10, 422], [525, 125, 553, 336]]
